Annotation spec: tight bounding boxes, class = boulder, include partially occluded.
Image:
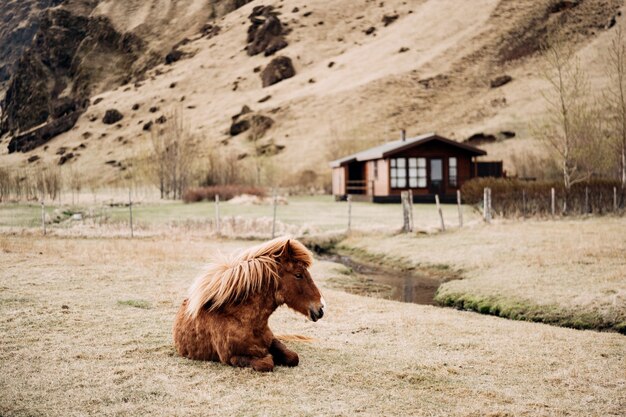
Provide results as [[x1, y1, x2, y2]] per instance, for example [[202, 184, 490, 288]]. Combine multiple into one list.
[[260, 56, 295, 87], [246, 6, 288, 56], [230, 119, 250, 136], [382, 14, 399, 26], [490, 75, 513, 88], [229, 105, 274, 137], [465, 133, 497, 145], [165, 48, 183, 64], [58, 152, 74, 165], [103, 109, 123, 124]]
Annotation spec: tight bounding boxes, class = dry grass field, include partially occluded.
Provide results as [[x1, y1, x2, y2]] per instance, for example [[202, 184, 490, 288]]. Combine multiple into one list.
[[1, 234, 625, 416], [340, 217, 626, 333]]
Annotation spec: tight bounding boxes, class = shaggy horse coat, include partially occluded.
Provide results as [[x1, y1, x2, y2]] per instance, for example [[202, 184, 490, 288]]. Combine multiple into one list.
[[173, 238, 325, 372]]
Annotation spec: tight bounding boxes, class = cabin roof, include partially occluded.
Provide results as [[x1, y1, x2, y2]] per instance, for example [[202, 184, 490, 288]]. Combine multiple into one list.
[[329, 133, 487, 168]]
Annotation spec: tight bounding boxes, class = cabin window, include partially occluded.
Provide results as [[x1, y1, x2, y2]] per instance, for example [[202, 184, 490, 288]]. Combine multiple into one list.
[[392, 158, 427, 188], [390, 158, 406, 188], [408, 158, 427, 188], [449, 157, 458, 187], [374, 161, 379, 180]]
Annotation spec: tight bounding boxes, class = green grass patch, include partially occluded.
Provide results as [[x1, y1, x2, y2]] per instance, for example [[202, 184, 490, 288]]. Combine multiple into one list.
[[433, 290, 625, 334], [117, 299, 152, 309]]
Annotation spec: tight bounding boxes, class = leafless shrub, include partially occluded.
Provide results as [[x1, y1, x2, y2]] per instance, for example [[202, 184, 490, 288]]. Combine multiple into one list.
[[0, 167, 10, 202], [148, 109, 198, 199], [203, 149, 255, 186], [462, 177, 621, 217], [182, 185, 266, 203], [510, 151, 561, 180]]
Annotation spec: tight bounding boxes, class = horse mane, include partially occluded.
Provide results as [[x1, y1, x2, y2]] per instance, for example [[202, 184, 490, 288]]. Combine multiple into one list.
[[185, 237, 313, 317]]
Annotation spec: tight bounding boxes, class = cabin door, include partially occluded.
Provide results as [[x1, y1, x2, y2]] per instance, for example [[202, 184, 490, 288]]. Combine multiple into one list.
[[429, 158, 444, 197]]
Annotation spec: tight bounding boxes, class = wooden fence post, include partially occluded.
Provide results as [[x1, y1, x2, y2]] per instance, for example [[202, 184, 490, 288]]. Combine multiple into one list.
[[128, 189, 134, 238], [408, 189, 414, 232], [585, 186, 589, 214], [614, 186, 618, 212], [456, 189, 463, 228], [215, 194, 221, 237], [347, 195, 352, 233], [401, 191, 410, 233], [483, 188, 492, 223], [551, 188, 556, 217], [41, 200, 46, 236], [488, 188, 492, 222], [271, 191, 278, 239], [435, 194, 445, 232]]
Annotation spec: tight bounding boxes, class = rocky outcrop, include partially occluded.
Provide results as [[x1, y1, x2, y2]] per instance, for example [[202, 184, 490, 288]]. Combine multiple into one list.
[[7, 101, 84, 153], [229, 105, 274, 137], [1, 6, 145, 153], [246, 6, 289, 56], [260, 56, 295, 87], [464, 133, 497, 145], [0, 0, 64, 87]]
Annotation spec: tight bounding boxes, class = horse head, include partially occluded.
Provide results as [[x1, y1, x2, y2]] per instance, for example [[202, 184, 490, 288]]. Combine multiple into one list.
[[275, 240, 325, 322]]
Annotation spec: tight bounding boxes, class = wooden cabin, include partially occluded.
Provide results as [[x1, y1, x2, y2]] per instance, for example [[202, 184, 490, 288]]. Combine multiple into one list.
[[330, 132, 500, 203]]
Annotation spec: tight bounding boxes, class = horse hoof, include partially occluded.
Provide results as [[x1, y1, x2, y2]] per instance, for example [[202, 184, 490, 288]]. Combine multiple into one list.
[[284, 352, 299, 367], [251, 356, 275, 372]]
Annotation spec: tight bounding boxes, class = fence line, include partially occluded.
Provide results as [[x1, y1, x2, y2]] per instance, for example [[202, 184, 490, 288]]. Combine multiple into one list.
[[10, 188, 626, 239]]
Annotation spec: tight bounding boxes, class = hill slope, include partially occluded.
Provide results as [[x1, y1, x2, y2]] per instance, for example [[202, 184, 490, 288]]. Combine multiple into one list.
[[0, 0, 621, 188]]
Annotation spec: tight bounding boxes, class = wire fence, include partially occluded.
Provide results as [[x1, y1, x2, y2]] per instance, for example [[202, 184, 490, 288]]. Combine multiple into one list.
[[3, 186, 623, 240]]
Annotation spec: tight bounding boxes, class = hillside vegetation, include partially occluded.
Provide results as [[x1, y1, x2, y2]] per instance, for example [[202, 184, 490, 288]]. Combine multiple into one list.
[[0, 0, 622, 188]]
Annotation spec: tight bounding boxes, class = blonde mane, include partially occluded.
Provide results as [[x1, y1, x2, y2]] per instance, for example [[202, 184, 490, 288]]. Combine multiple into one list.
[[185, 237, 313, 317]]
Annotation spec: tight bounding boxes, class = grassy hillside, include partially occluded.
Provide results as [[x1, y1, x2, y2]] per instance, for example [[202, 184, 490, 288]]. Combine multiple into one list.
[[0, 0, 622, 188]]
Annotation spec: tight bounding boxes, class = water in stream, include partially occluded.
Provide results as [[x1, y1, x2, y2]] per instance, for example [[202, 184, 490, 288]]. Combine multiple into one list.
[[321, 254, 446, 305]]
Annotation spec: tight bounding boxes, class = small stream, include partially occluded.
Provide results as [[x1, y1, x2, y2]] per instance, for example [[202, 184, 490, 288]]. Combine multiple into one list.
[[320, 253, 448, 305]]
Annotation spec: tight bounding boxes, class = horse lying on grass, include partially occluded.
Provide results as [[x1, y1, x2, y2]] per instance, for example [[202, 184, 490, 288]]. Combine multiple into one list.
[[173, 237, 325, 372]]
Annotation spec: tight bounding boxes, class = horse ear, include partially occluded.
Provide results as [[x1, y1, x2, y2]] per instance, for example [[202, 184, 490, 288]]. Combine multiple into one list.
[[279, 240, 293, 260]]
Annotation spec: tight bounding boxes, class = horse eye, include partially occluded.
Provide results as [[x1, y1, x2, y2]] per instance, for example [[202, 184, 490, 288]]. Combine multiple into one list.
[[295, 273, 303, 280]]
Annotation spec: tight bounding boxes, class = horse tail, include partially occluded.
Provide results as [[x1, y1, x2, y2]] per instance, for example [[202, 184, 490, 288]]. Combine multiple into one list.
[[276, 334, 317, 343]]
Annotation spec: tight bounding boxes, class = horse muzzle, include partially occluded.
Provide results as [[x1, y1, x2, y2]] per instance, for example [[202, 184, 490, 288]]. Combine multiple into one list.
[[308, 305, 324, 322]]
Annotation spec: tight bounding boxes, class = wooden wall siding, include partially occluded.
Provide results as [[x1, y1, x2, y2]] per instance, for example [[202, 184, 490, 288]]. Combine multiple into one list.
[[375, 159, 389, 196], [385, 141, 476, 196], [332, 167, 346, 195]]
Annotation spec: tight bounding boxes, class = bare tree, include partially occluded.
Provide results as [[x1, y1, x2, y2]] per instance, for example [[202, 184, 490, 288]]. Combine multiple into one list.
[[148, 109, 197, 199], [605, 25, 626, 206], [66, 167, 82, 204], [537, 37, 602, 213], [0, 167, 10, 202]]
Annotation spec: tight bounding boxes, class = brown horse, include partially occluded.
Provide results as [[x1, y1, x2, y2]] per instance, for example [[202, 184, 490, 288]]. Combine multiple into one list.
[[173, 237, 325, 372]]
